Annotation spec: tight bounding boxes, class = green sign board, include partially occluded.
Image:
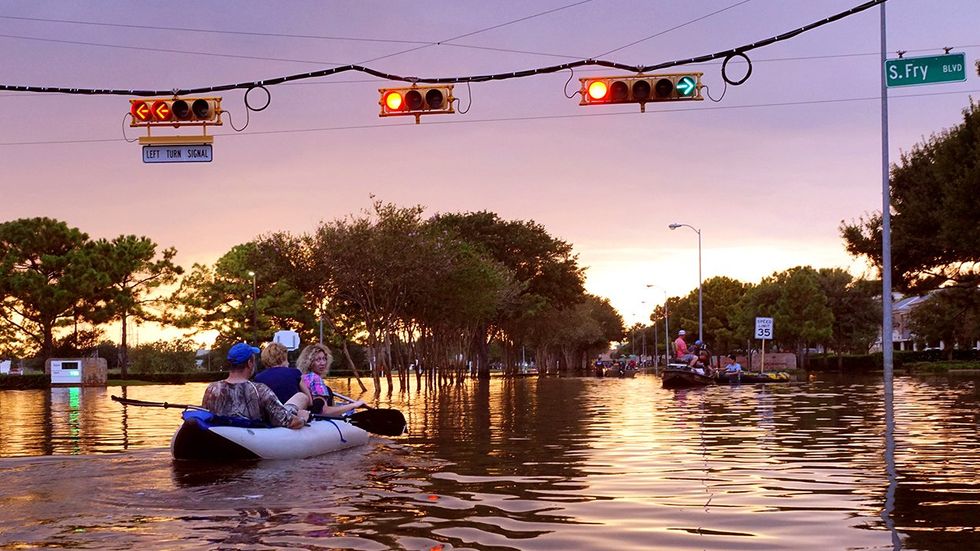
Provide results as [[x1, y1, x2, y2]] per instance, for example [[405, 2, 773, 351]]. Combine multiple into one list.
[[885, 52, 967, 88]]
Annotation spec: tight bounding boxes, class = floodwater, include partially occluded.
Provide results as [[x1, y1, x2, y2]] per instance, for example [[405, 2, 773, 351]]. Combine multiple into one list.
[[0, 374, 977, 550]]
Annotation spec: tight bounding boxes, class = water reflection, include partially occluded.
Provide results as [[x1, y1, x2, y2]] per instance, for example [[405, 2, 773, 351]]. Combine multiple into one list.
[[0, 375, 977, 550]]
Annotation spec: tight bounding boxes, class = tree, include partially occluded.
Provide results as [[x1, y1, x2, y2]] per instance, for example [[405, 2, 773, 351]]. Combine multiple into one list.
[[699, 276, 749, 353], [909, 288, 980, 359], [816, 268, 880, 362], [775, 267, 833, 363], [94, 235, 183, 377], [0, 218, 106, 358], [170, 243, 309, 350], [431, 211, 586, 376], [842, 101, 980, 292]]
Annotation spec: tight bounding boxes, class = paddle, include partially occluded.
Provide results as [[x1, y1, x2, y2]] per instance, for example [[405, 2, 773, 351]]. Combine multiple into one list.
[[111, 395, 207, 411], [332, 391, 408, 437]]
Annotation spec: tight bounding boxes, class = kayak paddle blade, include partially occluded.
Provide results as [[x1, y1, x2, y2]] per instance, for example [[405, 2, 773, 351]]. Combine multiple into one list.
[[349, 409, 407, 437]]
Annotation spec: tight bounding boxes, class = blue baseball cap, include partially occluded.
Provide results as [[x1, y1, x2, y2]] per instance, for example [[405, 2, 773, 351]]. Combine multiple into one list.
[[227, 342, 260, 365]]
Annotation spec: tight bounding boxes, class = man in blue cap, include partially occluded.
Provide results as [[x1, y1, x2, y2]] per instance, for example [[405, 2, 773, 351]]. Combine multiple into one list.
[[201, 342, 311, 429]]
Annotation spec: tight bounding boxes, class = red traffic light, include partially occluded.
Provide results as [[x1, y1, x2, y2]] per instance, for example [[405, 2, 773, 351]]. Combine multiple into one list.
[[379, 85, 454, 123]]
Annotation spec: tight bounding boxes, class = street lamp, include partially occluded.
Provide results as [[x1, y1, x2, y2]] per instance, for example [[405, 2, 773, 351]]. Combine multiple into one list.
[[669, 223, 702, 343], [248, 271, 257, 344], [646, 284, 669, 364]]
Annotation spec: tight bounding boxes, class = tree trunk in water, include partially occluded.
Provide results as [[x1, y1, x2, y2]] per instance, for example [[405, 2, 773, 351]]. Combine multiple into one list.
[[341, 340, 368, 392], [474, 324, 490, 380], [120, 310, 129, 379]]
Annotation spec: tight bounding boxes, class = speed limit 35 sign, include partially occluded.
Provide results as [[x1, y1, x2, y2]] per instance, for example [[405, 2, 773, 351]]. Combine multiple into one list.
[[755, 317, 773, 340]]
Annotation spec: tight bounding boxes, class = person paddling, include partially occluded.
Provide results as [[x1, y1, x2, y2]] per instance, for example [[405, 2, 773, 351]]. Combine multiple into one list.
[[202, 342, 310, 429], [296, 343, 365, 416]]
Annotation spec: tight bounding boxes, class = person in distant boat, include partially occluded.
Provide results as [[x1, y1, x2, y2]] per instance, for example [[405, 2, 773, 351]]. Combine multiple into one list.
[[724, 354, 743, 375], [296, 343, 365, 416], [202, 342, 309, 429], [255, 342, 313, 406], [674, 330, 689, 360], [688, 349, 712, 376]]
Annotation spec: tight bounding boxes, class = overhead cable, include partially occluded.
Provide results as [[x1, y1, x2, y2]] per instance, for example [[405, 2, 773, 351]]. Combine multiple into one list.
[[0, 0, 888, 97]]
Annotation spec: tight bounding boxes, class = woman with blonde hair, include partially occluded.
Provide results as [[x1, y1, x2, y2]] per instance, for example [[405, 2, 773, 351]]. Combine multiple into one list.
[[297, 343, 365, 416], [255, 342, 312, 408]]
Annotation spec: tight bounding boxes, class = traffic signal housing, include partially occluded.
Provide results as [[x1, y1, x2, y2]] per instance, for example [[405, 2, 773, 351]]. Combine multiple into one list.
[[379, 85, 454, 123], [579, 73, 703, 112], [130, 97, 223, 127]]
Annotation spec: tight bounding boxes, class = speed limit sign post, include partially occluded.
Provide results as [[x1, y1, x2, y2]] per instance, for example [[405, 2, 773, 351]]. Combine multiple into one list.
[[755, 317, 773, 373]]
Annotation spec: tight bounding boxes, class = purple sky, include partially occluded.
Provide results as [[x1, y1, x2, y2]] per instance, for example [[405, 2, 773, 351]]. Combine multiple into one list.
[[2, 0, 978, 336]]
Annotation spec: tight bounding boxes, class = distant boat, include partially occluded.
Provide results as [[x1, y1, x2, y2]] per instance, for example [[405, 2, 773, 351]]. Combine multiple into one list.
[[662, 364, 714, 389]]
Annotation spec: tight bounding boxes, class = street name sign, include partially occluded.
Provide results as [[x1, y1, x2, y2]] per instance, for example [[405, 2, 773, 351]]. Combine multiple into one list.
[[885, 53, 966, 88], [754, 317, 773, 340], [142, 144, 213, 163]]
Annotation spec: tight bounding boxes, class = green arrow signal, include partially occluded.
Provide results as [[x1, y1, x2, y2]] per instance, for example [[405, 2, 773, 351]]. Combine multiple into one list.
[[676, 76, 696, 96]]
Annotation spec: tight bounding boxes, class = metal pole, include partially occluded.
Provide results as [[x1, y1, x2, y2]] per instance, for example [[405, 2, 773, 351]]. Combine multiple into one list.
[[880, 5, 899, 549], [697, 229, 703, 343], [668, 223, 703, 342], [879, 3, 894, 383]]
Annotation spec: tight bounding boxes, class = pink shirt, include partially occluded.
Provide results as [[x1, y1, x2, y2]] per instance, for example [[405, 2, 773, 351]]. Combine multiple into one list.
[[674, 337, 688, 357]]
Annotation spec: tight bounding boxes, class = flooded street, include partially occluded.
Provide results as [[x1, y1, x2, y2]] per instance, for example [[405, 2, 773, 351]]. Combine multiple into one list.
[[0, 374, 977, 550]]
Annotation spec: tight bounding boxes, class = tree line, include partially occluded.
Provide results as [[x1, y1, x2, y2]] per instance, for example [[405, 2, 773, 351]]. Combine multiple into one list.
[[624, 268, 881, 368], [0, 203, 625, 386]]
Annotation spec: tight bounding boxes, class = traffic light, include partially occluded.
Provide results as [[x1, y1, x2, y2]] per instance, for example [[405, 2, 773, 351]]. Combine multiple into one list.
[[129, 97, 223, 127], [579, 73, 703, 111], [379, 85, 454, 123]]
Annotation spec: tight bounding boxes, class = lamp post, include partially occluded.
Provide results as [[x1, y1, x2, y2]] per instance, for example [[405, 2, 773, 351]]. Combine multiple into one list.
[[248, 271, 257, 344], [669, 223, 702, 343], [646, 285, 669, 363]]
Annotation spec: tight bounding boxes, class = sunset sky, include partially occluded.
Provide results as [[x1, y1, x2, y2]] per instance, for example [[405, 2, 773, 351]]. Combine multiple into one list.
[[2, 0, 978, 340]]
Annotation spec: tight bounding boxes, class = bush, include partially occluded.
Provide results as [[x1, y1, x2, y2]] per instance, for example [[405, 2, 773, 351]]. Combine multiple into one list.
[[807, 353, 881, 371], [0, 373, 48, 390], [129, 340, 199, 374], [109, 371, 224, 384]]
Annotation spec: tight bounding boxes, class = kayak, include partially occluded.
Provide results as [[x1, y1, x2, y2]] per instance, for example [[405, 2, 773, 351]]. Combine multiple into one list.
[[170, 409, 369, 461], [716, 371, 792, 384], [662, 365, 715, 389]]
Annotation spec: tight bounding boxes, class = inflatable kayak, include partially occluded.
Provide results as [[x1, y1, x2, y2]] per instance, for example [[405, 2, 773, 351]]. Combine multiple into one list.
[[171, 409, 369, 461]]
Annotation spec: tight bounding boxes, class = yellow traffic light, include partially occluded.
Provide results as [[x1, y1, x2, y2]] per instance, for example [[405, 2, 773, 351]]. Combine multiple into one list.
[[579, 73, 703, 112], [379, 85, 454, 124], [129, 97, 223, 127]]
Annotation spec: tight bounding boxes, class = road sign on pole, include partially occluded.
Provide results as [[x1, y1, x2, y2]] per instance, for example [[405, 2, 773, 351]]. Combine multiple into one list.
[[885, 52, 966, 88]]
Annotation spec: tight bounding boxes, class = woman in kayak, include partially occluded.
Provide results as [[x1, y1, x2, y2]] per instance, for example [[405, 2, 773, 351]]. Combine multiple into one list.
[[297, 343, 365, 416], [202, 342, 310, 429]]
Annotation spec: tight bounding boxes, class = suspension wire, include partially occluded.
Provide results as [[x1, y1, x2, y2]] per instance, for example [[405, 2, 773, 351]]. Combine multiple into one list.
[[0, 0, 888, 97]]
